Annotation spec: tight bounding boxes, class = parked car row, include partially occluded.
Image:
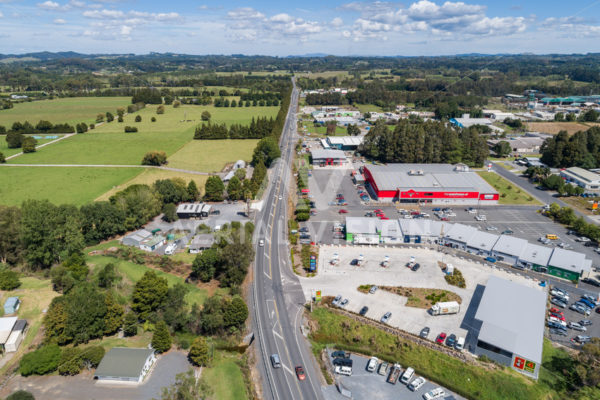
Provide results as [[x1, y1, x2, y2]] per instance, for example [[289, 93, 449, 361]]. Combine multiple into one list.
[[364, 357, 437, 396], [434, 332, 465, 351]]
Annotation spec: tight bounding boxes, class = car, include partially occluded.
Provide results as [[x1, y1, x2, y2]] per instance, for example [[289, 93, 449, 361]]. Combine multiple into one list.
[[411, 211, 420, 216], [299, 227, 309, 233], [577, 236, 591, 242], [486, 226, 498, 231], [549, 307, 564, 315], [340, 298, 349, 307], [475, 215, 487, 221], [373, 209, 383, 214], [333, 358, 353, 368], [259, 239, 265, 247], [445, 334, 457, 347], [411, 263, 421, 271], [551, 291, 569, 302], [380, 216, 390, 220], [332, 295, 342, 306], [547, 316, 567, 327], [331, 350, 349, 359], [485, 256, 497, 263], [365, 212, 374, 217], [571, 304, 591, 316], [558, 242, 573, 249], [582, 295, 598, 306], [466, 207, 477, 213], [436, 333, 447, 344], [568, 322, 587, 332], [423, 387, 446, 400], [420, 327, 430, 339], [369, 285, 377, 294], [550, 297, 567, 308], [381, 312, 392, 323], [432, 207, 441, 212], [409, 376, 427, 392], [378, 361, 389, 375], [579, 297, 596, 308], [582, 278, 600, 287], [579, 320, 593, 326], [295, 365, 306, 380], [278, 195, 283, 200], [366, 357, 379, 372], [550, 328, 568, 336], [584, 241, 598, 247], [501, 229, 514, 235], [549, 312, 565, 321], [359, 306, 369, 316], [574, 335, 592, 344], [548, 321, 566, 330], [440, 217, 449, 221], [338, 209, 349, 214], [270, 354, 281, 368]]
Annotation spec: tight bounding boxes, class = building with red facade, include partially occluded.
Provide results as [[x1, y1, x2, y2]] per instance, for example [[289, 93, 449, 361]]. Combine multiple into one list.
[[363, 163, 499, 205]]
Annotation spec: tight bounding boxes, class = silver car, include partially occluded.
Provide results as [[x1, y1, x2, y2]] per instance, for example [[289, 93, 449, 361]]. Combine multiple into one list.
[[568, 322, 587, 332], [381, 312, 392, 323]]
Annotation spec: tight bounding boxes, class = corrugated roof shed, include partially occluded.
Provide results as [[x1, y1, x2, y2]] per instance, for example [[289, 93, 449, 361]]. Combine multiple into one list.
[[519, 243, 553, 266], [492, 235, 528, 257], [345, 217, 379, 235], [548, 248, 592, 273], [310, 149, 346, 160], [0, 317, 17, 344], [94, 348, 154, 380], [475, 276, 545, 364], [466, 231, 500, 251], [444, 223, 478, 243]]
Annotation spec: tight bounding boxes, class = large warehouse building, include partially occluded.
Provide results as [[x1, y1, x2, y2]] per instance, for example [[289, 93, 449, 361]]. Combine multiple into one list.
[[473, 276, 545, 379], [363, 164, 499, 205]]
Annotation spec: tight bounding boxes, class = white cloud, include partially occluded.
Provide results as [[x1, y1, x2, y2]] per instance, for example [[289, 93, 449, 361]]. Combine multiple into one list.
[[0, 11, 3, 18], [331, 17, 344, 27], [227, 7, 265, 20], [37, 1, 60, 10], [540, 17, 600, 38], [53, 18, 66, 24], [80, 8, 181, 40]]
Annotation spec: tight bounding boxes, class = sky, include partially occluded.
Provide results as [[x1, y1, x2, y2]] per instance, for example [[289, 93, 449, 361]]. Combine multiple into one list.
[[0, 0, 600, 56]]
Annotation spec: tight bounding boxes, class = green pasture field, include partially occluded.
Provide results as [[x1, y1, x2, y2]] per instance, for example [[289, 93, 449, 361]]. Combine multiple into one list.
[[0, 166, 141, 206], [306, 126, 347, 136], [0, 97, 130, 126], [0, 134, 64, 157], [8, 104, 278, 166], [355, 104, 384, 113], [167, 139, 259, 172]]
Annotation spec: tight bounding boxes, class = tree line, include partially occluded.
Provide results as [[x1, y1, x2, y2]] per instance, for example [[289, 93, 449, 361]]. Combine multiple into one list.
[[541, 127, 600, 168], [359, 119, 489, 167], [2, 120, 75, 135], [194, 116, 275, 140]]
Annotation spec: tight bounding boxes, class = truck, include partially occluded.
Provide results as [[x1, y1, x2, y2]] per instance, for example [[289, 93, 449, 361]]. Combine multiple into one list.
[[430, 301, 460, 316], [386, 363, 402, 384]]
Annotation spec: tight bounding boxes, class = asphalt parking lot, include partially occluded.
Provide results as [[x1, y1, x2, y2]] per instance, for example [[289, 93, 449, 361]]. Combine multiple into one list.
[[322, 351, 464, 400], [300, 245, 543, 347]]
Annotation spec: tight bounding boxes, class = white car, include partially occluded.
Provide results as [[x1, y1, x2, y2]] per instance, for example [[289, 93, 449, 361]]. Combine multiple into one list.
[[366, 357, 378, 372], [466, 208, 477, 214], [475, 215, 487, 221], [259, 239, 265, 247], [577, 237, 591, 242], [568, 322, 587, 332], [547, 316, 567, 327], [423, 387, 446, 400], [408, 376, 426, 392]]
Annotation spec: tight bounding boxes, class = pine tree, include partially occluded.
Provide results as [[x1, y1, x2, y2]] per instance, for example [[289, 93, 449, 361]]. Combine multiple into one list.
[[187, 180, 199, 201], [188, 336, 210, 367], [123, 311, 138, 337], [152, 320, 172, 353]]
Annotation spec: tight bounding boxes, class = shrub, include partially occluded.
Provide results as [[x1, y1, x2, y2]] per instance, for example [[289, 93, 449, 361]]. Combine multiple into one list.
[[0, 269, 21, 290], [157, 105, 165, 115], [173, 100, 181, 108], [141, 151, 167, 166], [152, 320, 172, 353], [89, 123, 95, 130], [20, 344, 61, 376], [124, 126, 138, 133], [22, 137, 37, 153], [135, 115, 142, 122], [80, 345, 105, 368], [118, 115, 124, 123], [58, 347, 83, 376], [151, 117, 156, 122], [444, 268, 466, 288], [6, 391, 35, 400], [0, 152, 5, 164], [6, 131, 24, 148]]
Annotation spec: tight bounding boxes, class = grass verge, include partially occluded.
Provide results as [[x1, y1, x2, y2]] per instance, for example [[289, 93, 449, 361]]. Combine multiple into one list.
[[203, 350, 249, 400], [477, 171, 541, 205]]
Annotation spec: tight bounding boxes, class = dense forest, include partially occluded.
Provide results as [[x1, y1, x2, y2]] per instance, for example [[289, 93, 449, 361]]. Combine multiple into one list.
[[194, 117, 275, 140], [359, 119, 489, 167], [540, 127, 600, 168]]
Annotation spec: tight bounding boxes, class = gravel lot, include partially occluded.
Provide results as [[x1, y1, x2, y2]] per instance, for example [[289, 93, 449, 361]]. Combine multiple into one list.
[[300, 245, 544, 345]]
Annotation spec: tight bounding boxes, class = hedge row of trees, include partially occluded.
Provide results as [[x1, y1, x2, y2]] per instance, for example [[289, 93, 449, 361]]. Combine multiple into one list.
[[360, 119, 489, 166], [193, 117, 275, 140], [2, 120, 75, 134], [541, 127, 600, 168], [545, 203, 600, 242], [0, 178, 200, 269]]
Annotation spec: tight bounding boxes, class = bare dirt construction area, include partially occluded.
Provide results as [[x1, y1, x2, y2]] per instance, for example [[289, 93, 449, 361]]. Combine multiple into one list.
[[526, 122, 590, 135]]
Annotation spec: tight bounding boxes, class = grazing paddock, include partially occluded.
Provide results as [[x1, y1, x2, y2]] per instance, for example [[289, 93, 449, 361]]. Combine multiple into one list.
[[167, 139, 259, 173], [526, 122, 590, 135]]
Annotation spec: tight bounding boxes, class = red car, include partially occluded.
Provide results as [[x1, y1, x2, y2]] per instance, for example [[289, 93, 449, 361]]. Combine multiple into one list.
[[441, 217, 449, 221], [373, 209, 383, 214], [436, 332, 447, 344], [411, 211, 420, 215], [295, 366, 306, 381], [380, 216, 389, 220], [339, 209, 349, 214], [549, 308, 564, 315]]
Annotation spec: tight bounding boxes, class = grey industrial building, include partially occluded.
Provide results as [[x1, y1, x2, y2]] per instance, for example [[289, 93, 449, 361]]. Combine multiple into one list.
[[473, 276, 545, 379], [310, 149, 347, 166], [176, 203, 212, 219], [345, 218, 593, 281]]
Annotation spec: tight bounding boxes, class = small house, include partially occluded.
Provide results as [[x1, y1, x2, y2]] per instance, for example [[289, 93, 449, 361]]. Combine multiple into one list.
[[94, 348, 157, 383], [189, 234, 215, 254]]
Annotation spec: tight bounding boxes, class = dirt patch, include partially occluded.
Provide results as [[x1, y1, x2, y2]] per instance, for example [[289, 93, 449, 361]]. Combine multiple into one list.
[[526, 122, 589, 135], [379, 286, 462, 309]]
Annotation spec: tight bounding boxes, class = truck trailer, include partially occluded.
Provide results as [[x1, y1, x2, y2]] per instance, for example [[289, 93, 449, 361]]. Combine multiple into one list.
[[430, 301, 460, 316]]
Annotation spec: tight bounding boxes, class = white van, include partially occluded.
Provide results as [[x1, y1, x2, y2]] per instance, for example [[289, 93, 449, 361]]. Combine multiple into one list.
[[400, 367, 415, 384], [423, 387, 446, 400], [164, 243, 176, 255], [455, 337, 465, 351], [335, 365, 352, 376]]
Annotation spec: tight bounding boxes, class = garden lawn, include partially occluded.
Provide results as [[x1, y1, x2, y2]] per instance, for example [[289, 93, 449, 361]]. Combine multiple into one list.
[[0, 166, 141, 206], [0, 97, 130, 127], [8, 104, 278, 165], [355, 104, 384, 113], [96, 168, 208, 201], [203, 351, 249, 400], [477, 171, 541, 205], [167, 139, 259, 172], [309, 126, 347, 136], [86, 254, 218, 307], [309, 307, 559, 400], [0, 134, 64, 157]]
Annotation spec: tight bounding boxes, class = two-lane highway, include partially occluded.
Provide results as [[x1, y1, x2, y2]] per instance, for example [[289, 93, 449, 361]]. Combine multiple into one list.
[[252, 78, 325, 400]]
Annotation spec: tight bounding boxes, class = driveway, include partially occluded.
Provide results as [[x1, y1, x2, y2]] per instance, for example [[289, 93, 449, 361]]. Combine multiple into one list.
[[0, 351, 191, 400]]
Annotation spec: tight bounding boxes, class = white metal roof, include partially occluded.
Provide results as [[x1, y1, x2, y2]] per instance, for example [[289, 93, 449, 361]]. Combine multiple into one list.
[[444, 223, 478, 244], [466, 231, 500, 251], [177, 203, 205, 214], [327, 136, 363, 146], [519, 243, 553, 266], [345, 217, 379, 235], [365, 164, 497, 194], [548, 248, 592, 273], [0, 317, 17, 344], [310, 149, 346, 160], [125, 229, 152, 243], [475, 276, 545, 363], [492, 235, 528, 257], [561, 167, 600, 184], [399, 219, 450, 237], [378, 219, 401, 238]]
